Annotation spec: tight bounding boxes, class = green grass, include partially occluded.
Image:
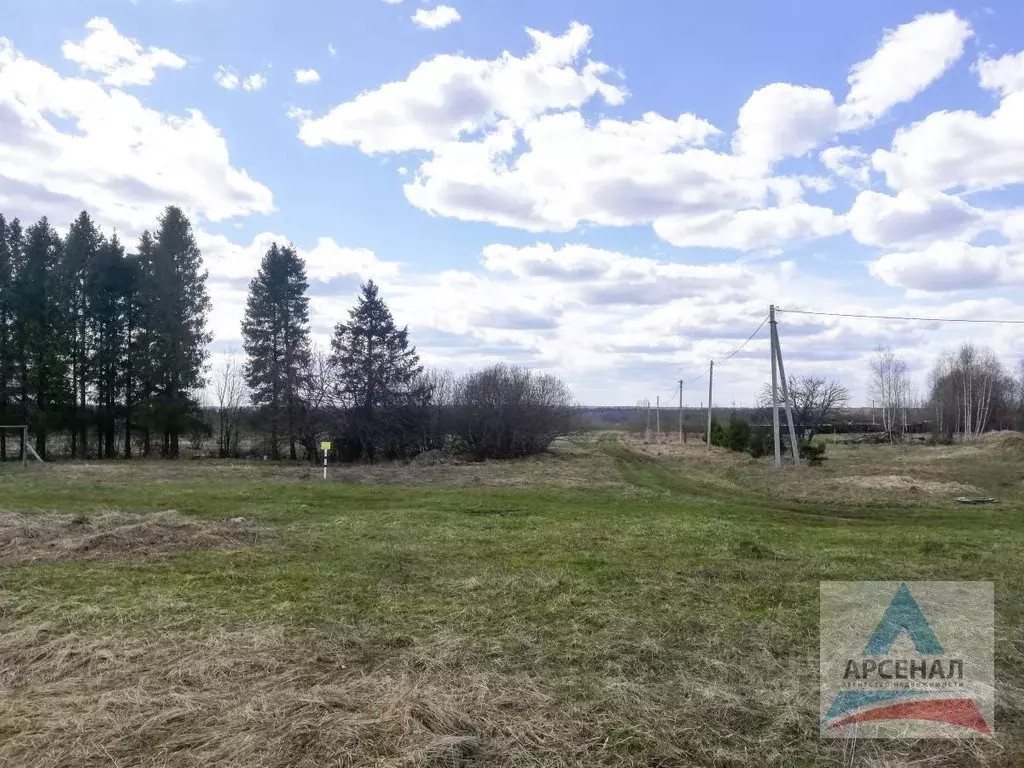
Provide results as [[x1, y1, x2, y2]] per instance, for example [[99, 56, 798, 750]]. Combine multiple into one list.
[[1, 440, 1022, 767]]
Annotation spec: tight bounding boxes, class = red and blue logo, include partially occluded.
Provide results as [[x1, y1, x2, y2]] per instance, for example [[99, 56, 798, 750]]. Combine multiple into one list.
[[823, 583, 991, 735]]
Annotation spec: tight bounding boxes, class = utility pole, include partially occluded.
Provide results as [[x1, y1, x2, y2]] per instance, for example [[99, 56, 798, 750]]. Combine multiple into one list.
[[679, 379, 684, 443], [770, 306, 781, 468], [706, 361, 714, 452], [770, 306, 800, 463], [656, 395, 661, 440]]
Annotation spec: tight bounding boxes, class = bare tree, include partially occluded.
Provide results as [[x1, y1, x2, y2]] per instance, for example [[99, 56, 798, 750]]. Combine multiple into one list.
[[757, 375, 851, 439], [297, 344, 337, 461], [213, 350, 248, 458], [928, 343, 1007, 441], [869, 347, 910, 443], [450, 364, 577, 459]]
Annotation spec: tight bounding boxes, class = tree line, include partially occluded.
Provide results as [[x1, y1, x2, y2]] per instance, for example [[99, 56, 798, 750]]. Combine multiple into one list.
[[0, 208, 209, 459], [0, 208, 575, 462]]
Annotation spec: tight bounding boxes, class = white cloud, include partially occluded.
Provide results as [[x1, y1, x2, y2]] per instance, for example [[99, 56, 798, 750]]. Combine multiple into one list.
[[328, 44, 337, 57], [869, 242, 1024, 292], [976, 51, 1024, 96], [298, 23, 627, 152], [382, 0, 403, 4], [839, 11, 972, 130], [847, 190, 991, 248], [733, 83, 838, 166], [820, 146, 871, 188], [61, 17, 185, 86], [295, 68, 320, 84], [872, 92, 1024, 192], [214, 66, 240, 90], [412, 5, 461, 30], [653, 203, 844, 251], [405, 111, 739, 231], [0, 37, 273, 233], [198, 231, 400, 283], [243, 73, 266, 91]]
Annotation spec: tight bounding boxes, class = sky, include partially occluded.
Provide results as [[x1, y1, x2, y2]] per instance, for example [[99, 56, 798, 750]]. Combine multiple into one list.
[[2, 1, 1024, 406]]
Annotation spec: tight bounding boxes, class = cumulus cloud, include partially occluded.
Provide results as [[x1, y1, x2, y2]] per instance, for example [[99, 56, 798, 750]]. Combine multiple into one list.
[[839, 11, 972, 130], [214, 66, 240, 89], [198, 232, 399, 283], [412, 5, 461, 30], [869, 242, 1024, 292], [295, 68, 320, 84], [733, 84, 838, 166], [297, 23, 627, 152], [243, 73, 266, 91], [0, 36, 272, 234], [847, 190, 991, 248], [62, 17, 185, 86], [975, 51, 1024, 96], [820, 146, 872, 188], [653, 203, 844, 251], [872, 92, 1024, 192]]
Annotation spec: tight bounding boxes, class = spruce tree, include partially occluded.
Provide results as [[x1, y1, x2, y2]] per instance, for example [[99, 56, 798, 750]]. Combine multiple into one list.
[[88, 234, 129, 458], [0, 215, 15, 459], [15, 218, 66, 459], [131, 230, 158, 457], [149, 206, 212, 458], [242, 243, 311, 460], [329, 280, 427, 460], [62, 211, 102, 457]]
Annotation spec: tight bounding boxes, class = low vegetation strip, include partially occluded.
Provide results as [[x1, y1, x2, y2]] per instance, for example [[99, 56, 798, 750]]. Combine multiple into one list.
[[1, 437, 1022, 766]]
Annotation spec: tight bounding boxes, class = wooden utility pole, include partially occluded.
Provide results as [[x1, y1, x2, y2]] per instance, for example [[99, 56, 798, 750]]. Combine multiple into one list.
[[706, 361, 714, 452], [770, 306, 781, 468], [679, 379, 684, 443], [770, 307, 800, 463]]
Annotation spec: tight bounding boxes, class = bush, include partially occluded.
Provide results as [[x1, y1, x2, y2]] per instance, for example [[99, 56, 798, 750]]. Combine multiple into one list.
[[449, 364, 577, 460], [746, 426, 772, 458], [801, 439, 827, 466]]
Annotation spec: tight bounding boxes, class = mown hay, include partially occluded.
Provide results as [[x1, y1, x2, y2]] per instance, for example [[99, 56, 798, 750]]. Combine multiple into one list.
[[0, 511, 265, 566]]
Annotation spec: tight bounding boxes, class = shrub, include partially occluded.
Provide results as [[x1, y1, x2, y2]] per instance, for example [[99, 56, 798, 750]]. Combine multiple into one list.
[[449, 364, 577, 460], [746, 426, 772, 458], [801, 440, 827, 466]]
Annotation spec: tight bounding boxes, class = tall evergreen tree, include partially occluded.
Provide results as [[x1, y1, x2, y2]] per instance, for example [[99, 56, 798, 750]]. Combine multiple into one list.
[[88, 234, 130, 458], [121, 235, 149, 458], [149, 206, 212, 458], [242, 243, 311, 460], [329, 280, 427, 460], [0, 215, 16, 459], [62, 211, 102, 457], [14, 217, 67, 459]]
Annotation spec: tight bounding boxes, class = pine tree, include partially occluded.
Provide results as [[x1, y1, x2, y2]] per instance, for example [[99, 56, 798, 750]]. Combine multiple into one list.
[[149, 207, 212, 458], [62, 211, 102, 457], [242, 243, 311, 460], [14, 218, 67, 459], [329, 280, 427, 460]]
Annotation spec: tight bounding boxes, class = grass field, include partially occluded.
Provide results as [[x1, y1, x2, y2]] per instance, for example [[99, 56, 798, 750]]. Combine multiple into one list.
[[2, 434, 1023, 767]]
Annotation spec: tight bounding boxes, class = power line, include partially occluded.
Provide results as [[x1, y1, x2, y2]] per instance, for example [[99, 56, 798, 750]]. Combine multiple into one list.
[[676, 315, 769, 390], [776, 308, 1024, 325], [717, 315, 770, 365]]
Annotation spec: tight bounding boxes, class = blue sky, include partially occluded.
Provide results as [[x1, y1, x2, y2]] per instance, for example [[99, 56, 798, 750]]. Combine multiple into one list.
[[2, 1, 1024, 404]]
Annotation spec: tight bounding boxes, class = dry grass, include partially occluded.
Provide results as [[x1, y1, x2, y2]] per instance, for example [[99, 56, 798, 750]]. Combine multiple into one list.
[[0, 510, 265, 566], [31, 443, 627, 492], [1, 436, 1022, 766]]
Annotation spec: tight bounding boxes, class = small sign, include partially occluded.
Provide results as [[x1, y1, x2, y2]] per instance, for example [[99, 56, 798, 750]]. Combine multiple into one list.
[[320, 441, 331, 451]]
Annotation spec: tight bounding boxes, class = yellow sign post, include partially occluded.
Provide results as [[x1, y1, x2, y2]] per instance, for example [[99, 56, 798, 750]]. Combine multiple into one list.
[[320, 442, 331, 479]]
